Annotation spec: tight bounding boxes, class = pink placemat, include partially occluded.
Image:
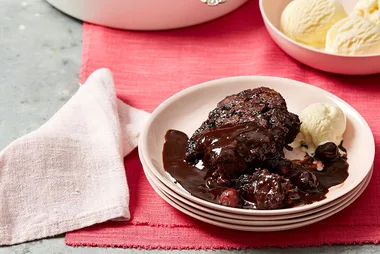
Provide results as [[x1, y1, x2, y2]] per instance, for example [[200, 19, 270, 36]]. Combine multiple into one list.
[[66, 0, 380, 249]]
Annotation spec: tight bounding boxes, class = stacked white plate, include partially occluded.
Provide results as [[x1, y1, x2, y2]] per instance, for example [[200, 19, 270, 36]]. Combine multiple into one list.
[[139, 76, 375, 231]]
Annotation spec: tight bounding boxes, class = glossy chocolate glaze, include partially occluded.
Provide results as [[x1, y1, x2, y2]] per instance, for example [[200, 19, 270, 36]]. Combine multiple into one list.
[[162, 129, 349, 209], [162, 130, 225, 202]]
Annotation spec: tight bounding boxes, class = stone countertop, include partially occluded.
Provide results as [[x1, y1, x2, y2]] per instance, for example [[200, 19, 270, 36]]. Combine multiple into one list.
[[0, 0, 376, 253]]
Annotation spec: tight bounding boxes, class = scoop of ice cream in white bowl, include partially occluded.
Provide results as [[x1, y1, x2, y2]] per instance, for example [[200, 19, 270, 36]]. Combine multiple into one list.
[[259, 0, 380, 75]]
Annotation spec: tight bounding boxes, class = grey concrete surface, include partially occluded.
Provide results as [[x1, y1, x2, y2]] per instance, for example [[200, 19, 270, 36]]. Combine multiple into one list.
[[0, 0, 378, 253]]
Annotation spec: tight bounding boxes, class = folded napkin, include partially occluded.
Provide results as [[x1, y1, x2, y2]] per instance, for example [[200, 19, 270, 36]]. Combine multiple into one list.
[[0, 68, 150, 245]]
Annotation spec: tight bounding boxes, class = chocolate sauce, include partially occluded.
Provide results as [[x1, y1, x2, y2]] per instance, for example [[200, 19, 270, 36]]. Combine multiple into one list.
[[289, 149, 349, 206], [162, 129, 349, 209], [162, 130, 226, 202], [314, 142, 349, 189], [189, 122, 280, 154], [186, 123, 282, 176]]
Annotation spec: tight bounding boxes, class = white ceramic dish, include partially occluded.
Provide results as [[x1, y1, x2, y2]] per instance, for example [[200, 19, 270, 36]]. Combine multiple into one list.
[[145, 167, 372, 227], [46, 0, 248, 30], [141, 149, 372, 225], [145, 162, 372, 231], [139, 76, 375, 216], [139, 137, 372, 221], [259, 0, 380, 75], [140, 139, 372, 219], [155, 173, 370, 226], [142, 156, 369, 222]]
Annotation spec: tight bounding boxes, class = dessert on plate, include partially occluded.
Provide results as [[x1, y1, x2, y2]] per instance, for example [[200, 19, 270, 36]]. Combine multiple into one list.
[[162, 87, 349, 210]]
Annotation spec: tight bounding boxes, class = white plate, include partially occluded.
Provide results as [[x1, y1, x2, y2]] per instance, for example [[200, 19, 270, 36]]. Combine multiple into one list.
[[146, 167, 372, 227], [145, 161, 372, 231], [140, 143, 372, 220], [46, 0, 248, 30], [140, 76, 375, 216], [259, 0, 380, 75], [141, 149, 372, 225]]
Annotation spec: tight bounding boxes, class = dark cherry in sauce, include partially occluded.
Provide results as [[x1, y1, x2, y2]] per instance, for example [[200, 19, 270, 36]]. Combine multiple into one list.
[[162, 130, 349, 210]]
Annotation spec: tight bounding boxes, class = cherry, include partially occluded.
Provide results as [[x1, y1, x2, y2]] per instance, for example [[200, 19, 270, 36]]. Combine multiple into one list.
[[315, 142, 340, 162], [219, 188, 242, 208], [296, 170, 319, 191]]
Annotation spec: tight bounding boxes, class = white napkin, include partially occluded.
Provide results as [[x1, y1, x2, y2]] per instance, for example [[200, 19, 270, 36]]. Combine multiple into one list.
[[0, 68, 150, 245]]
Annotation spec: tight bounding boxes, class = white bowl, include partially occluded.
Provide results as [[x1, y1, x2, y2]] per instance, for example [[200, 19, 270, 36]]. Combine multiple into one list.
[[46, 0, 248, 30], [139, 76, 375, 216], [259, 0, 380, 75]]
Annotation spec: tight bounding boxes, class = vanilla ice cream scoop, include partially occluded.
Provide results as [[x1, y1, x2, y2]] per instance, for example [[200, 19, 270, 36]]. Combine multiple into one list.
[[292, 103, 346, 154], [280, 0, 347, 49], [354, 0, 380, 26], [325, 16, 380, 55]]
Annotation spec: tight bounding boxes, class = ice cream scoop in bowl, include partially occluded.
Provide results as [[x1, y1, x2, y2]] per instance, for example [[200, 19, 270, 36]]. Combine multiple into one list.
[[259, 0, 380, 75]]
